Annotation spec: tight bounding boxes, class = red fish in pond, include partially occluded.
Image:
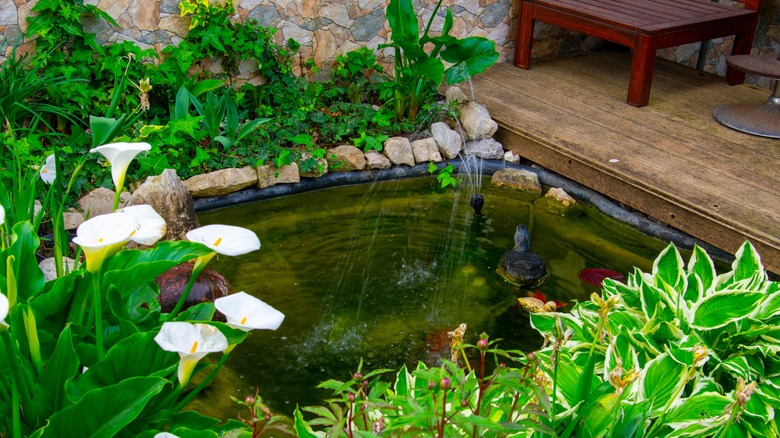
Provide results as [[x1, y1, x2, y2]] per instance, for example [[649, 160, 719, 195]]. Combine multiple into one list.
[[578, 268, 625, 287]]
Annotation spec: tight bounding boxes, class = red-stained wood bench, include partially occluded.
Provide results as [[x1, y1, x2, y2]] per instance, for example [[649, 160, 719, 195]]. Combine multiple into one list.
[[513, 0, 762, 107]]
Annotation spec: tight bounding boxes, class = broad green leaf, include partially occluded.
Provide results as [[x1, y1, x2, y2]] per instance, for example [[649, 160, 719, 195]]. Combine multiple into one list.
[[653, 243, 685, 291], [66, 332, 177, 403], [1, 222, 45, 303], [692, 291, 765, 329], [394, 364, 412, 397], [41, 376, 166, 438], [190, 79, 224, 98], [665, 393, 731, 425], [33, 326, 80, 423], [387, 0, 418, 48], [755, 289, 780, 320], [29, 270, 78, 318], [687, 245, 716, 294], [604, 278, 641, 309], [731, 241, 764, 284], [411, 56, 444, 86], [580, 392, 621, 436], [293, 406, 320, 438], [442, 37, 499, 84], [642, 354, 687, 411]]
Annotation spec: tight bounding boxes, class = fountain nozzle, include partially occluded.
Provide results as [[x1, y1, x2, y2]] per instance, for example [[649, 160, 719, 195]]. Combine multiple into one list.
[[469, 193, 484, 215]]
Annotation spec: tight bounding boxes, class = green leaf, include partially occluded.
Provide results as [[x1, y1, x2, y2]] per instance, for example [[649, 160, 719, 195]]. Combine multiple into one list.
[[387, 0, 418, 48], [33, 326, 80, 423], [441, 37, 499, 84], [687, 245, 716, 294], [394, 364, 412, 397], [66, 332, 177, 403], [665, 393, 731, 425], [653, 243, 685, 292], [731, 241, 764, 284], [642, 353, 687, 411], [691, 291, 765, 329], [411, 57, 444, 86], [293, 406, 320, 438], [1, 222, 45, 303], [41, 376, 166, 438]]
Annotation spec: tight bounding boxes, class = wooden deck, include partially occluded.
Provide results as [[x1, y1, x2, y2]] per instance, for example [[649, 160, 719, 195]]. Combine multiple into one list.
[[472, 50, 780, 273]]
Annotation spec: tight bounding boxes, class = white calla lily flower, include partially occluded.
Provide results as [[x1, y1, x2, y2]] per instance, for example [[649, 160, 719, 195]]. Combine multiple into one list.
[[72, 212, 140, 273], [154, 433, 179, 438], [0, 293, 8, 328], [116, 205, 167, 246], [215, 292, 285, 332], [90, 142, 151, 194], [154, 322, 228, 386], [185, 225, 261, 256], [40, 154, 56, 184], [0, 204, 4, 225]]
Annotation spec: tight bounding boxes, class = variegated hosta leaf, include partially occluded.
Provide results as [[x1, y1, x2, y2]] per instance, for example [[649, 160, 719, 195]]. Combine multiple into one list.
[[664, 393, 731, 430], [642, 353, 687, 411], [690, 376, 723, 396], [716, 356, 764, 381], [653, 243, 686, 292], [753, 284, 780, 320], [755, 378, 780, 406], [691, 291, 765, 330], [529, 312, 586, 341], [731, 241, 765, 285], [687, 245, 716, 296]]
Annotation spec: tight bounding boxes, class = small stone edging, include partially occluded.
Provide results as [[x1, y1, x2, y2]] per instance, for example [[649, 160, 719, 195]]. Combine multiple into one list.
[[192, 158, 732, 265]]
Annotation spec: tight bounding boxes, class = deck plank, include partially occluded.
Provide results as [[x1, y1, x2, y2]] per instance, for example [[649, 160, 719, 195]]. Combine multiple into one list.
[[471, 51, 780, 273]]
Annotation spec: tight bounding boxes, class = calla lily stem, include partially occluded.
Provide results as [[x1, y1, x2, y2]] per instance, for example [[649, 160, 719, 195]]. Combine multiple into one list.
[[173, 351, 231, 412], [92, 273, 105, 361], [163, 254, 214, 322]]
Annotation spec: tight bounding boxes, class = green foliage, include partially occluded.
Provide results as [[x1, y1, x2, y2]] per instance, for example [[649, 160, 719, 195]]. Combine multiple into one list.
[[382, 0, 499, 122], [428, 162, 457, 188]]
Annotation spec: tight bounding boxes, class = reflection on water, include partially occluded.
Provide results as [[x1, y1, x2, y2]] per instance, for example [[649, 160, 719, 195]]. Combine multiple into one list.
[[197, 177, 668, 416]]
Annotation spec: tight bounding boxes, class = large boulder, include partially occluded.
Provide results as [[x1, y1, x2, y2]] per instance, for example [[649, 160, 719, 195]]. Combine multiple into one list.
[[463, 138, 504, 160], [431, 122, 463, 160], [130, 169, 200, 241], [156, 264, 232, 317], [257, 163, 301, 188], [78, 187, 131, 217], [184, 166, 257, 197], [490, 168, 542, 194], [411, 137, 442, 163], [458, 101, 498, 140], [327, 145, 367, 172], [383, 137, 415, 166]]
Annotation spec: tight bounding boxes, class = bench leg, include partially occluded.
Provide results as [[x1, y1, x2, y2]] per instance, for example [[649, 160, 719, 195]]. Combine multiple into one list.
[[627, 35, 659, 107], [514, 1, 535, 69]]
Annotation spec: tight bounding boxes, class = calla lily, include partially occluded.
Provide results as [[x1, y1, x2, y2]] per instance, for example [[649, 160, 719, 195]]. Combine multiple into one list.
[[90, 142, 151, 198], [154, 433, 179, 438], [116, 205, 167, 246], [72, 212, 140, 273], [215, 292, 285, 331], [0, 293, 8, 329], [40, 154, 56, 184], [154, 322, 228, 386], [0, 203, 4, 225], [185, 225, 261, 257]]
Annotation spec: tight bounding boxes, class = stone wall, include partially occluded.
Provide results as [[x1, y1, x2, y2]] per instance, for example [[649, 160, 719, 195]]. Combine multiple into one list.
[[0, 0, 778, 87]]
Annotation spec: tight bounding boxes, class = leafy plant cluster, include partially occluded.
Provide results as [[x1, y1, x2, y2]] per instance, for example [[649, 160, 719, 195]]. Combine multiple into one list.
[[2, 0, 498, 202], [294, 242, 779, 437]]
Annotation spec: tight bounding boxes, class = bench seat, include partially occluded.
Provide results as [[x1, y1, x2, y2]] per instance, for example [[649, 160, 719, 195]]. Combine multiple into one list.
[[514, 0, 761, 106]]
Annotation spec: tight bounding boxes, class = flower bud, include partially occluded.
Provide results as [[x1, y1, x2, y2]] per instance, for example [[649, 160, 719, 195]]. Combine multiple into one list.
[[347, 393, 356, 402], [353, 372, 362, 381], [428, 382, 435, 390], [440, 377, 451, 390], [246, 395, 255, 404], [477, 339, 488, 350], [461, 400, 469, 407]]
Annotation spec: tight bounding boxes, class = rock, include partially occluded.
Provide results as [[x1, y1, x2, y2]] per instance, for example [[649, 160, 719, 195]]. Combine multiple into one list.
[[63, 209, 85, 230], [544, 187, 576, 206], [156, 264, 232, 318], [445, 86, 469, 104], [130, 169, 200, 241], [535, 187, 580, 216], [410, 137, 442, 163], [78, 187, 131, 217], [299, 151, 328, 178], [184, 166, 257, 197], [38, 257, 76, 282], [503, 150, 521, 164], [490, 168, 542, 194], [327, 145, 367, 172], [365, 150, 392, 169], [431, 122, 463, 160], [257, 163, 301, 188], [463, 138, 504, 160], [459, 101, 498, 140], [383, 137, 415, 166]]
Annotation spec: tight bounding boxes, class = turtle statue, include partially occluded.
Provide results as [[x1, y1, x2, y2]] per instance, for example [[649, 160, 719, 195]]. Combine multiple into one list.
[[497, 224, 548, 288]]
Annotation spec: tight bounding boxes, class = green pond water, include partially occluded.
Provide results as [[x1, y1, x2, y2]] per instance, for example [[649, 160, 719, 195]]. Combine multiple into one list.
[[196, 176, 669, 417]]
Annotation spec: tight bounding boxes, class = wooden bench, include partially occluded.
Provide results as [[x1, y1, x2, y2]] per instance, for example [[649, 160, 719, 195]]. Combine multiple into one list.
[[513, 0, 762, 106]]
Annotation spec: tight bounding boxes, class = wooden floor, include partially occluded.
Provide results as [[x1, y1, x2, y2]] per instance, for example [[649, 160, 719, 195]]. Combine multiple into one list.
[[472, 50, 780, 273]]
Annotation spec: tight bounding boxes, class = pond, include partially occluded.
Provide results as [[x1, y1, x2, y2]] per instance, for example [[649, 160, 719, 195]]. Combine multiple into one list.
[[195, 175, 670, 418]]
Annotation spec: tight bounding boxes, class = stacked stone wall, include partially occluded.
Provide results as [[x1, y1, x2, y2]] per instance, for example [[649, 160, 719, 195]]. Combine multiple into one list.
[[0, 0, 778, 87]]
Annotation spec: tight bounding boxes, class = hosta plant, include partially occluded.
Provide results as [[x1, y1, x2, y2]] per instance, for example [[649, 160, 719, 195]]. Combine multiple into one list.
[[527, 241, 779, 437]]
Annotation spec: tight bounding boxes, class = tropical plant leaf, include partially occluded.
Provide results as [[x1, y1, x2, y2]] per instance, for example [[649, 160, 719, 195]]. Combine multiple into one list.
[[441, 37, 499, 84], [691, 291, 765, 329]]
